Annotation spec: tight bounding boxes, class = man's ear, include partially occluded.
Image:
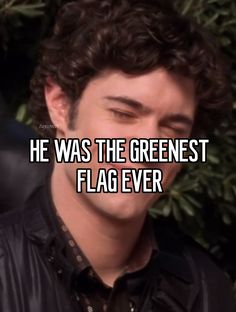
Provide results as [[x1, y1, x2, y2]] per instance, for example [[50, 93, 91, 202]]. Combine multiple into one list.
[[44, 79, 69, 136]]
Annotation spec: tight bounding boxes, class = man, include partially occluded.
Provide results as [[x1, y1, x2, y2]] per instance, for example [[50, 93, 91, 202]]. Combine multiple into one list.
[[0, 0, 235, 311]]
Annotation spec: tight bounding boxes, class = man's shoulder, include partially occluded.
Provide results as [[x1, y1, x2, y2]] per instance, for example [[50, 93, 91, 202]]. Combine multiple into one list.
[[0, 119, 51, 215], [0, 184, 49, 243], [0, 207, 24, 231], [151, 216, 229, 280], [151, 216, 236, 311]]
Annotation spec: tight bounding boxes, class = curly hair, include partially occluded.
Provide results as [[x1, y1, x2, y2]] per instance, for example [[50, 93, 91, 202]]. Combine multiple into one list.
[[29, 0, 231, 138]]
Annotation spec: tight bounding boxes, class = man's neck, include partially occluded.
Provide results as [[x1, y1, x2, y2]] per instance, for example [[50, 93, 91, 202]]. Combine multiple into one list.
[[50, 166, 147, 286]]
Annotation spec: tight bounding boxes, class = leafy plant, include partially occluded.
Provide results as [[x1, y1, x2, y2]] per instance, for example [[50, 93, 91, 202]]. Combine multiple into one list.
[[153, 0, 236, 289]]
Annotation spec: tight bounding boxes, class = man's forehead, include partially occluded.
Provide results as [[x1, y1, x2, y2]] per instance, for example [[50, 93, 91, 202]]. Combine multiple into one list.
[[81, 68, 196, 112]]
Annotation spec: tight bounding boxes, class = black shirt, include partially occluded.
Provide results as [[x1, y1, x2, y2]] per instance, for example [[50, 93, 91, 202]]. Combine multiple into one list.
[[44, 183, 158, 312], [5, 182, 232, 312]]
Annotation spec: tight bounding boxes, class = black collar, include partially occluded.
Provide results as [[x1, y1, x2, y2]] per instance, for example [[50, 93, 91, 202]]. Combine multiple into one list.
[[23, 184, 198, 311]]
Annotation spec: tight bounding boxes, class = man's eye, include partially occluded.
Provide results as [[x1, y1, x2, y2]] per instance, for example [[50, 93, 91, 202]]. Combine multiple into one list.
[[162, 126, 189, 137], [110, 110, 136, 121]]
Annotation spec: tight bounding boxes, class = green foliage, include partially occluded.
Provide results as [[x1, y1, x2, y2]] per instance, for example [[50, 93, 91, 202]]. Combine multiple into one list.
[[0, 0, 45, 51], [155, 0, 236, 290], [1, 0, 236, 291], [15, 103, 31, 124], [153, 0, 235, 290], [0, 0, 45, 17]]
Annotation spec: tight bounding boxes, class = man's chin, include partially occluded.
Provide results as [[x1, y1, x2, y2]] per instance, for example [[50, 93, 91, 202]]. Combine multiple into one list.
[[84, 192, 153, 222]]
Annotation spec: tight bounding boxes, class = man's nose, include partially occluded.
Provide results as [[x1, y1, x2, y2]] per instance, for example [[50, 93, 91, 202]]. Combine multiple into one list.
[[132, 121, 160, 139], [125, 123, 161, 161]]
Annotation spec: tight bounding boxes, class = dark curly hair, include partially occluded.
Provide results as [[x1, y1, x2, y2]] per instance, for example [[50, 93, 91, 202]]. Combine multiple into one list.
[[29, 0, 231, 138]]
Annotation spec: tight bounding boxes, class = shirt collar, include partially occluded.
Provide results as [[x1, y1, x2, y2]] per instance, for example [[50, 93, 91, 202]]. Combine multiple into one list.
[[23, 183, 195, 298]]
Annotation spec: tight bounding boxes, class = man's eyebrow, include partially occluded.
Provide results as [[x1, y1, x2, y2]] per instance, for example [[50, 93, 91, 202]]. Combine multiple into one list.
[[104, 96, 193, 126], [160, 113, 194, 127], [104, 96, 152, 113]]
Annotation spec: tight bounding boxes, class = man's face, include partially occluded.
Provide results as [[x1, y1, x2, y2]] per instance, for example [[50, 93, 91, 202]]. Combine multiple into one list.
[[52, 68, 196, 220]]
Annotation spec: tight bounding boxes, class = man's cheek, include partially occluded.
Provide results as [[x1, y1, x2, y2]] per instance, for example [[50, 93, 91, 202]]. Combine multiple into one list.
[[158, 163, 182, 188]]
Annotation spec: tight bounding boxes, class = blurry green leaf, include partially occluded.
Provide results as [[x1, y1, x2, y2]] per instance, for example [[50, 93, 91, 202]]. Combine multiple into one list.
[[179, 197, 195, 216], [223, 213, 232, 225], [26, 117, 32, 125], [206, 186, 215, 199], [232, 185, 236, 196], [220, 36, 232, 46], [8, 3, 45, 17], [222, 19, 236, 27], [181, 0, 194, 15], [208, 0, 219, 4], [172, 202, 183, 222], [15, 104, 27, 122], [184, 194, 202, 208], [207, 154, 220, 164], [224, 186, 235, 202], [204, 13, 219, 27], [162, 201, 172, 216]]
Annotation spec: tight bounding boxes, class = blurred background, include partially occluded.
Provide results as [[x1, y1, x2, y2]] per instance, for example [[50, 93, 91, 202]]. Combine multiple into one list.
[[0, 0, 236, 293]]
